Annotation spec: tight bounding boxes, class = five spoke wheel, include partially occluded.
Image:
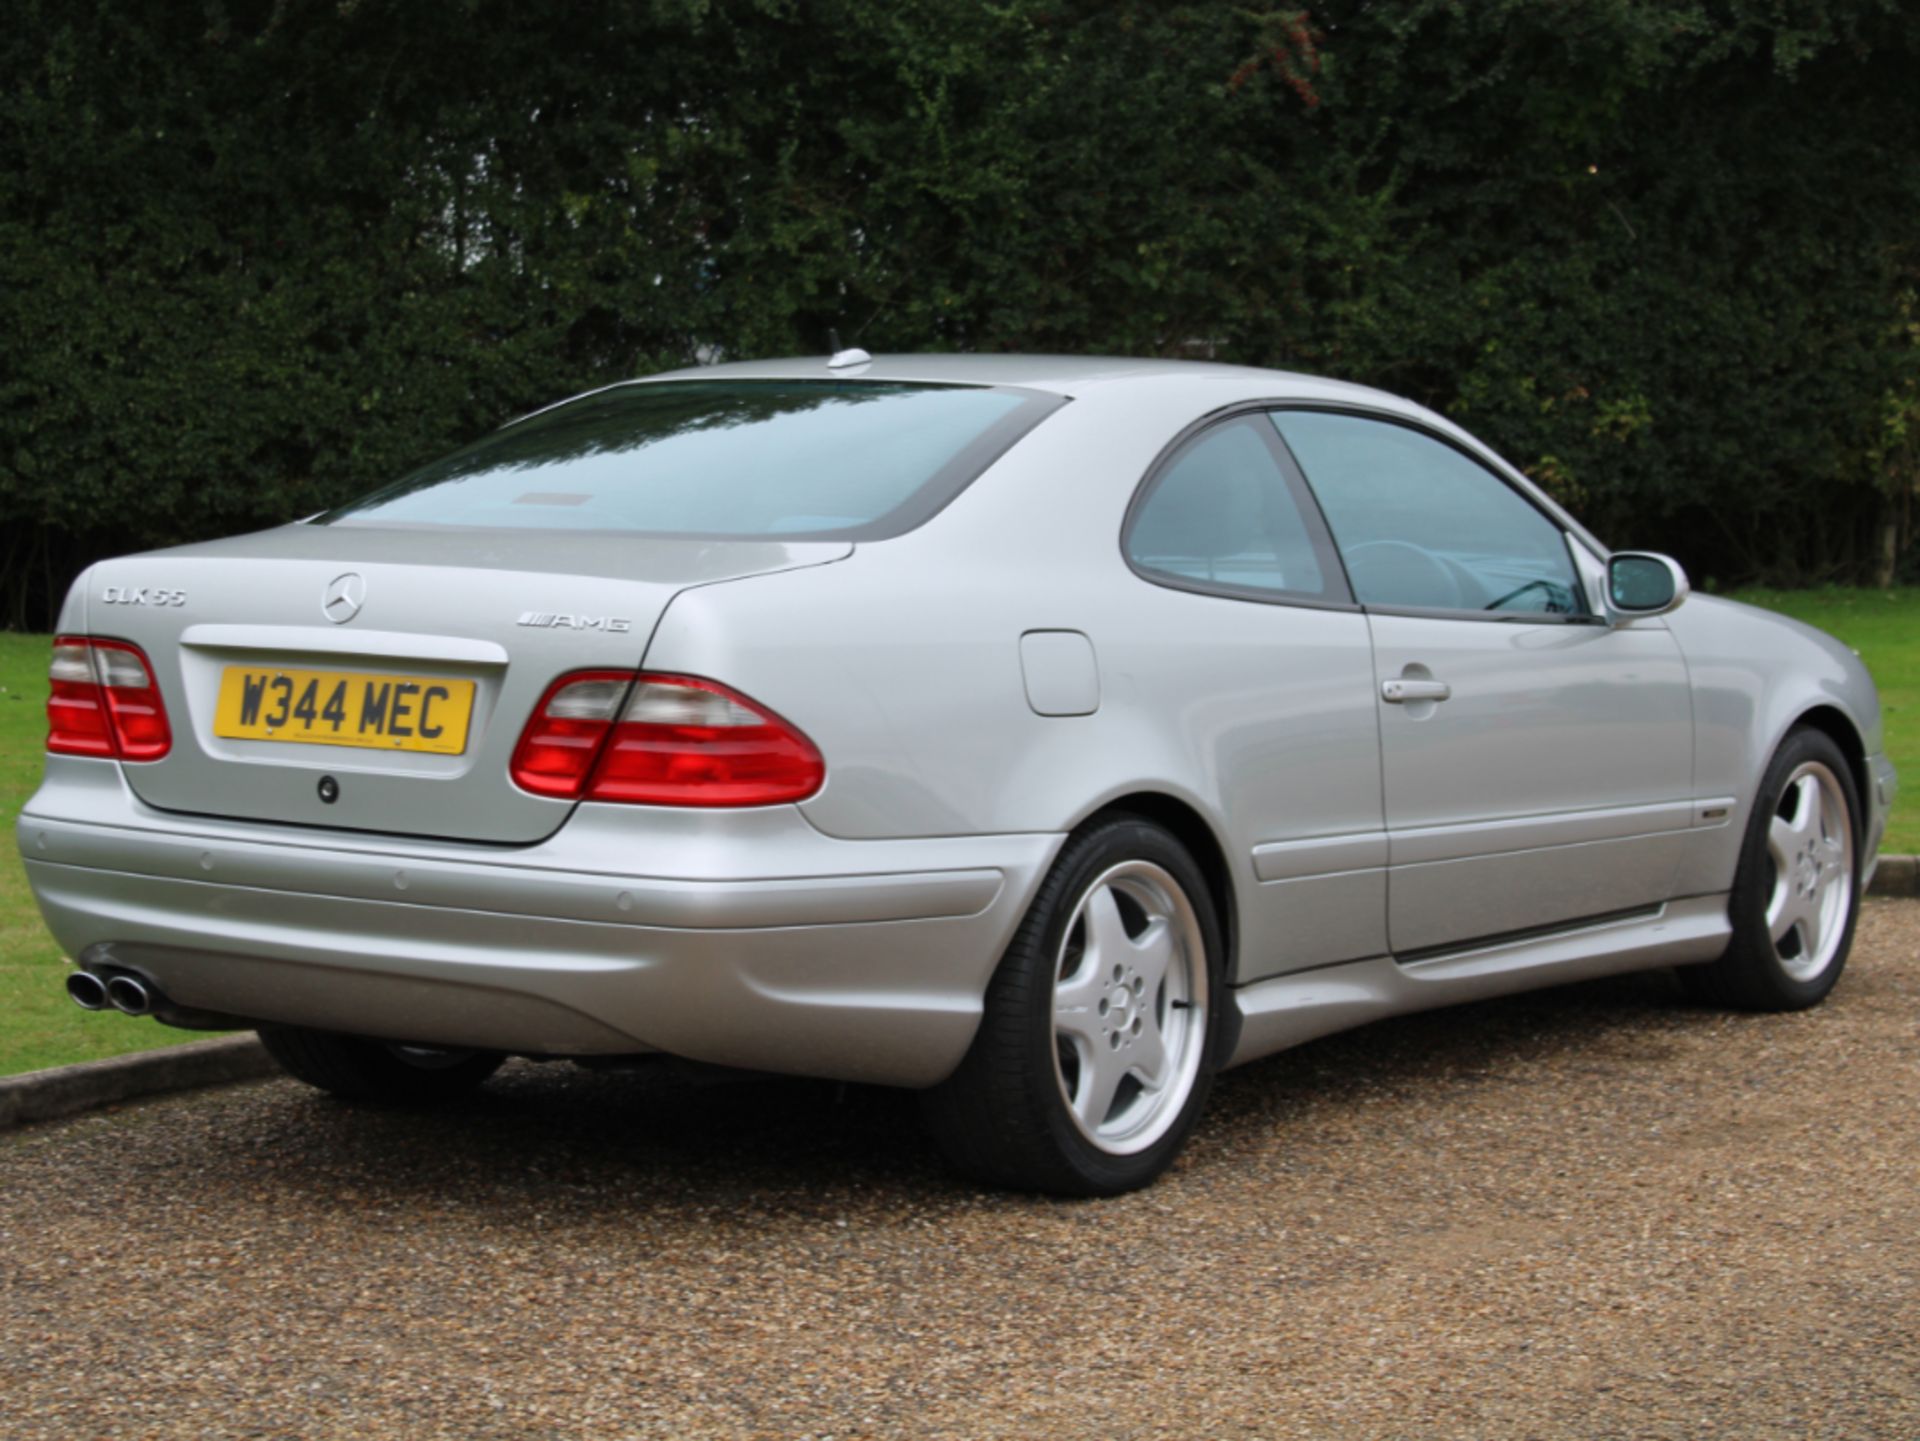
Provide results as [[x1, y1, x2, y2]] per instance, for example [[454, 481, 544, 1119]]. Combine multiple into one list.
[[1050, 861, 1209, 1155], [1681, 726, 1860, 1012], [922, 816, 1223, 1195], [1763, 762, 1854, 981], [259, 1028, 504, 1104]]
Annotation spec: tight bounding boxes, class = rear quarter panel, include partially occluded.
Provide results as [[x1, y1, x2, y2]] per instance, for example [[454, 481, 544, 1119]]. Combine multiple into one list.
[[644, 378, 1229, 841]]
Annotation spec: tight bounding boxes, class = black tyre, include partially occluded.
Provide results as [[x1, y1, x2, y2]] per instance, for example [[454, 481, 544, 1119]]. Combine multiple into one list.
[[1680, 727, 1861, 1011], [922, 816, 1226, 1196], [259, 1027, 504, 1104]]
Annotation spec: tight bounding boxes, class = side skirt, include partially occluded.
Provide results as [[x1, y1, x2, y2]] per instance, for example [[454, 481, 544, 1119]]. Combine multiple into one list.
[[1224, 893, 1731, 1069]]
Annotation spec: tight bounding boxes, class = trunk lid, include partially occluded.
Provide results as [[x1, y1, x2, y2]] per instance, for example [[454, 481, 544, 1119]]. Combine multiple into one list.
[[83, 523, 848, 843]]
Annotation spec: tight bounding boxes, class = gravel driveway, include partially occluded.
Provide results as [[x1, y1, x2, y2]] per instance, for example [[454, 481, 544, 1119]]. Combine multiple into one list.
[[4, 900, 1916, 1440]]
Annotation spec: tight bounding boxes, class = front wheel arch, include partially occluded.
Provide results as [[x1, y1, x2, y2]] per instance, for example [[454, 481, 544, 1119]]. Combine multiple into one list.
[[1789, 704, 1872, 836]]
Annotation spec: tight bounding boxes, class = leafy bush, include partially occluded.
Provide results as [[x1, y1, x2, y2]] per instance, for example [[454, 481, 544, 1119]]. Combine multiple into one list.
[[2, 0, 1915, 625]]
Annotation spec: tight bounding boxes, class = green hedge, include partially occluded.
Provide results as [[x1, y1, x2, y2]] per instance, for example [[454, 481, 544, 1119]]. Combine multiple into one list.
[[3, 1, 1916, 626]]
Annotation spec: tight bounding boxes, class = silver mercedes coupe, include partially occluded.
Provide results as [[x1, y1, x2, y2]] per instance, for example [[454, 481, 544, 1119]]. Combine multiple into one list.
[[19, 353, 1897, 1194]]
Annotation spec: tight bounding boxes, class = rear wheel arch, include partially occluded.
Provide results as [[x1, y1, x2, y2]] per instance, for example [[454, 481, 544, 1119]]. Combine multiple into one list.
[[1069, 792, 1238, 983]]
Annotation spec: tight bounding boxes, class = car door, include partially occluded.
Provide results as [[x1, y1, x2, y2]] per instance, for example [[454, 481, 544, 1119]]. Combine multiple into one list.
[[1270, 409, 1694, 955], [1121, 413, 1387, 981]]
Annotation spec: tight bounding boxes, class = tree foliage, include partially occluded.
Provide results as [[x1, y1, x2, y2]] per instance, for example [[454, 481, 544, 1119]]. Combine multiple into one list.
[[3, 0, 1916, 624]]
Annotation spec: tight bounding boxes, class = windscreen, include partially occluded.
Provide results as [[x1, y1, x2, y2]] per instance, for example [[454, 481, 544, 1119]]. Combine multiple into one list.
[[321, 379, 1061, 538]]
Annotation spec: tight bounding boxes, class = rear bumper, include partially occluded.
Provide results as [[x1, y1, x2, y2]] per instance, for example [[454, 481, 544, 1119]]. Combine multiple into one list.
[[18, 757, 1060, 1087]]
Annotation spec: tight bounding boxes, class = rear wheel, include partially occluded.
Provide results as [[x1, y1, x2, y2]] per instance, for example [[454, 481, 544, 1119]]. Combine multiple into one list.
[[259, 1027, 504, 1104], [923, 816, 1224, 1196], [1681, 727, 1861, 1011]]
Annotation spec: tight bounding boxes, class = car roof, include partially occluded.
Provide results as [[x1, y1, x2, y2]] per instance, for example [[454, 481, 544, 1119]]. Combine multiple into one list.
[[643, 352, 1400, 405], [648, 354, 1607, 555], [502, 352, 1605, 557]]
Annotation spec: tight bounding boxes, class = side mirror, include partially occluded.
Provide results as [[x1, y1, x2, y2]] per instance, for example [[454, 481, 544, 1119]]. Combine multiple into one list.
[[1606, 552, 1689, 623]]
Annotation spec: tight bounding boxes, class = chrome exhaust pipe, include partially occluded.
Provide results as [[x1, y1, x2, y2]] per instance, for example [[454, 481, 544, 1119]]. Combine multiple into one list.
[[66, 971, 109, 1011], [105, 974, 154, 1016]]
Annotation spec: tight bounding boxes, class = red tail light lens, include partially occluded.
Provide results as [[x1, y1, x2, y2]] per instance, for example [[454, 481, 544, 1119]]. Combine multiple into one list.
[[509, 672, 825, 807], [47, 641, 113, 757], [508, 671, 633, 798], [47, 637, 173, 761], [591, 675, 826, 806]]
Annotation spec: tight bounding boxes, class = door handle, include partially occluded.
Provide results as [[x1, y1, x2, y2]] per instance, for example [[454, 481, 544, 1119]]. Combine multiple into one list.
[[1381, 678, 1452, 704]]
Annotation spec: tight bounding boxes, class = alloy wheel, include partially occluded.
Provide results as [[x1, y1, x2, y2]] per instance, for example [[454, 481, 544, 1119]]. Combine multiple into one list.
[[1050, 860, 1210, 1155], [1763, 760, 1854, 982]]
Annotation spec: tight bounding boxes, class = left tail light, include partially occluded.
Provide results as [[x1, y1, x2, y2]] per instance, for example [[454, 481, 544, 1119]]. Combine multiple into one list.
[[47, 637, 173, 761]]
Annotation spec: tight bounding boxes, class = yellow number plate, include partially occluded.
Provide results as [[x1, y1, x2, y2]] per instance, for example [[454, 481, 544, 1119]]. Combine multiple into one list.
[[213, 666, 476, 755]]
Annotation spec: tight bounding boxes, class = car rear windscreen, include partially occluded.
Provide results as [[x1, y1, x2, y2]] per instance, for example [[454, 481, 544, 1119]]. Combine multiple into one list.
[[321, 379, 1063, 538]]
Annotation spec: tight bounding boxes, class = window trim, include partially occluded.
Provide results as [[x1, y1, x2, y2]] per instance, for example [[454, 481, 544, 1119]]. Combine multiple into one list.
[[1266, 404, 1604, 627], [1120, 407, 1359, 612]]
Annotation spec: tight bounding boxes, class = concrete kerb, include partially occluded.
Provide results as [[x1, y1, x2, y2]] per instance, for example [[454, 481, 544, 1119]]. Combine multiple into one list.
[[0, 1035, 275, 1132], [1, 858, 1915, 1132], [1869, 853, 1919, 898]]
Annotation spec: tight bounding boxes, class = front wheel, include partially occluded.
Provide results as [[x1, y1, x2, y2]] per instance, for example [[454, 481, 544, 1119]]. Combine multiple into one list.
[[259, 1027, 504, 1105], [1681, 727, 1861, 1011], [922, 816, 1225, 1196]]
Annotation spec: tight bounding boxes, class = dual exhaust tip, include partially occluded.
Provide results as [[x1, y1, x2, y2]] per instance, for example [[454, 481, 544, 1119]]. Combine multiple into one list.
[[66, 970, 154, 1017]]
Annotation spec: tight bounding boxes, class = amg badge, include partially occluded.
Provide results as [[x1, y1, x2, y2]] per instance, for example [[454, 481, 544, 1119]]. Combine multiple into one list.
[[517, 612, 632, 633]]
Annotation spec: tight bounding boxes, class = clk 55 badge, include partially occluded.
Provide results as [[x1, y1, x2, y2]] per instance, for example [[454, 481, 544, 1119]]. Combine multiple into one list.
[[101, 586, 186, 606]]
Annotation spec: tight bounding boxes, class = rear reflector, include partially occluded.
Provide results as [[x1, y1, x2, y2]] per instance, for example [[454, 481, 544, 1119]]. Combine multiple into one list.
[[47, 637, 173, 761], [509, 671, 824, 807]]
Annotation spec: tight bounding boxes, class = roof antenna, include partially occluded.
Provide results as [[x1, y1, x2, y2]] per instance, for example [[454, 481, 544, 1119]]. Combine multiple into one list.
[[826, 325, 872, 370]]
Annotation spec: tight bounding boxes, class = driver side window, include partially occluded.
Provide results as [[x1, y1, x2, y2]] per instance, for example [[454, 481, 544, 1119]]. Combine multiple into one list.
[[1270, 411, 1585, 617]]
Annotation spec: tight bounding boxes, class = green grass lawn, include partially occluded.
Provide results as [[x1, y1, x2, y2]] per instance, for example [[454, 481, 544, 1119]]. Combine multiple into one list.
[[1, 632, 202, 1074], [1, 590, 1915, 1075]]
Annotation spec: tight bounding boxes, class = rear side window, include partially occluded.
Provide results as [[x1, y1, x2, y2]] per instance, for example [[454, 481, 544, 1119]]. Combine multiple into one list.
[[1125, 417, 1344, 604], [1270, 411, 1586, 617], [322, 380, 1063, 539]]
